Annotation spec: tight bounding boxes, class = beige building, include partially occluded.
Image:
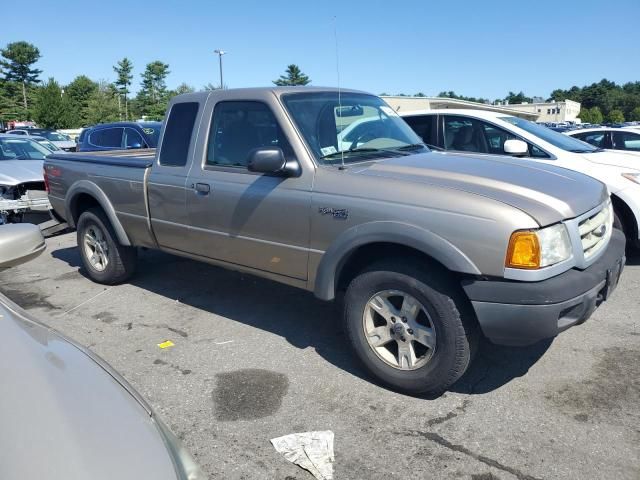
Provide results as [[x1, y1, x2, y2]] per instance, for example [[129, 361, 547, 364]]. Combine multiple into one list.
[[381, 96, 581, 123], [498, 99, 581, 123]]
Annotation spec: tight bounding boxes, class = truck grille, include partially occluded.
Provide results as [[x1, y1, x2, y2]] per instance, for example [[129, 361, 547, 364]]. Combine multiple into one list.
[[578, 203, 611, 261]]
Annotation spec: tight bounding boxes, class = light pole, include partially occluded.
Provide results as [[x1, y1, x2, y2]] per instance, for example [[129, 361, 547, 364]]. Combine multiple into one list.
[[214, 49, 226, 89]]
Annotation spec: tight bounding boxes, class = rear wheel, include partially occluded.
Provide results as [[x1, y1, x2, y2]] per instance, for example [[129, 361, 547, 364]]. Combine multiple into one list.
[[343, 259, 476, 395], [77, 208, 137, 284]]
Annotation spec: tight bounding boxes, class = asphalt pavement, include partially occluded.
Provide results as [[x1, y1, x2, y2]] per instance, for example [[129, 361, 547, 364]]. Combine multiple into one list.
[[1, 230, 638, 479]]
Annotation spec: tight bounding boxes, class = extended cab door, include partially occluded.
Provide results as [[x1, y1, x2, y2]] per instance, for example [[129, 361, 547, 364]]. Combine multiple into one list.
[[147, 100, 203, 249], [185, 93, 313, 281]]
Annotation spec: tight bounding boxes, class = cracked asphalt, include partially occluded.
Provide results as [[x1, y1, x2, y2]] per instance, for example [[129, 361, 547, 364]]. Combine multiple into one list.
[[1, 230, 638, 479]]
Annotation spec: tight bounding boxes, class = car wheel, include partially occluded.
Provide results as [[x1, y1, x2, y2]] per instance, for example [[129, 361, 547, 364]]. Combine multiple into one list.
[[77, 207, 137, 284], [343, 259, 476, 395]]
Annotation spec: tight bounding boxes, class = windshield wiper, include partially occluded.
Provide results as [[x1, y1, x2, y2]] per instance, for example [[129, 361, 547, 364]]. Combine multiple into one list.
[[569, 149, 600, 153], [321, 147, 386, 160], [394, 143, 429, 152]]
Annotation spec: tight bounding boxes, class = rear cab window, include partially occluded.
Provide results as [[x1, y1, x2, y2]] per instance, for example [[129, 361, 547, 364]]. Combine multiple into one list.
[[158, 102, 199, 166], [90, 128, 123, 148]]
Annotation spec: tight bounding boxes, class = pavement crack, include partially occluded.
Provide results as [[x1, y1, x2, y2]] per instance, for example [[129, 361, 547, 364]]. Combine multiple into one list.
[[404, 430, 542, 480], [426, 399, 471, 427]]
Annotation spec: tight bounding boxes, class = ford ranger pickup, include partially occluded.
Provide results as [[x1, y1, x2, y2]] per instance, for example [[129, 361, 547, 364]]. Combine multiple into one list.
[[44, 87, 626, 394]]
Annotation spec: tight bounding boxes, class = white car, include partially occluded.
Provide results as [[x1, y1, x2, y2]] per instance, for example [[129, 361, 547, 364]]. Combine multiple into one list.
[[400, 109, 640, 248], [565, 127, 640, 156], [7, 128, 76, 151]]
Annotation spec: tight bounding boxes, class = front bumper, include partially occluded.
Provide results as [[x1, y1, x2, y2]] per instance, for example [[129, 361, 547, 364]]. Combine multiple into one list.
[[462, 229, 626, 346], [0, 193, 52, 213]]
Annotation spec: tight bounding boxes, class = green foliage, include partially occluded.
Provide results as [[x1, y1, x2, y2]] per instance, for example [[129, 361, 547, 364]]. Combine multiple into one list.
[[273, 64, 310, 86], [65, 75, 98, 127], [549, 79, 640, 121], [172, 83, 195, 96], [85, 81, 120, 124], [32, 78, 70, 129], [136, 61, 170, 120], [504, 91, 532, 104], [0, 79, 28, 121], [607, 109, 625, 123], [629, 106, 640, 122], [437, 91, 490, 104], [0, 41, 42, 109], [579, 106, 603, 124], [113, 58, 133, 120]]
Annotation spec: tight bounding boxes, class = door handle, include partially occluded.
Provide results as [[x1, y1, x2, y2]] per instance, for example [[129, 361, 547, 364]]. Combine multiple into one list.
[[194, 183, 210, 195]]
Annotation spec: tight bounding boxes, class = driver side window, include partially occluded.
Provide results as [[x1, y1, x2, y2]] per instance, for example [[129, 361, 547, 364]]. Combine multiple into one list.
[[206, 101, 293, 168]]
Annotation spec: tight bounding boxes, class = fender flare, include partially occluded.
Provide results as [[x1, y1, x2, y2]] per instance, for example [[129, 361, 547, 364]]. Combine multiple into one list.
[[313, 221, 481, 301], [65, 180, 131, 246]]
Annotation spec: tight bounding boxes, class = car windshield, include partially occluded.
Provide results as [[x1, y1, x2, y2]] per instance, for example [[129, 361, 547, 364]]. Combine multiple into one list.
[[140, 123, 162, 147], [499, 116, 598, 153], [0, 137, 51, 160], [40, 131, 69, 142], [282, 92, 426, 165]]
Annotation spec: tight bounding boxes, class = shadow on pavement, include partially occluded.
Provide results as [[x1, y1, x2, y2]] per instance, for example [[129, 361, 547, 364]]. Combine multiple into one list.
[[52, 245, 553, 397]]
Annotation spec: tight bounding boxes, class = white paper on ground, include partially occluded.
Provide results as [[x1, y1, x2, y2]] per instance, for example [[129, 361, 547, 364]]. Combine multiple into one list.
[[270, 430, 335, 480]]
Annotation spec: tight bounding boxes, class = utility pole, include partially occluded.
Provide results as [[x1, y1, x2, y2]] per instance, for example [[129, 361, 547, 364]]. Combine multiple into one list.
[[214, 50, 226, 89]]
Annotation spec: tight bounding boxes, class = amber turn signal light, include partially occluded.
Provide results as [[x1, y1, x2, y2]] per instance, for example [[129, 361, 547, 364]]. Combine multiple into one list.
[[506, 231, 540, 269]]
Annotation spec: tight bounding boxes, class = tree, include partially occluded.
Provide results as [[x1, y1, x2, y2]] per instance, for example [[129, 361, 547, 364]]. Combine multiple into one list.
[[437, 90, 490, 104], [273, 64, 310, 86], [629, 106, 640, 122], [0, 41, 42, 110], [504, 91, 532, 105], [113, 58, 133, 120], [32, 78, 70, 129], [65, 75, 98, 127], [137, 61, 170, 119], [172, 83, 195, 96], [579, 106, 603, 124], [85, 81, 120, 124], [607, 109, 625, 123]]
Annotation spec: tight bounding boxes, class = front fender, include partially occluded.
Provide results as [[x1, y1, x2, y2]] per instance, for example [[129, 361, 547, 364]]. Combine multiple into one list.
[[66, 180, 131, 246], [313, 221, 481, 301]]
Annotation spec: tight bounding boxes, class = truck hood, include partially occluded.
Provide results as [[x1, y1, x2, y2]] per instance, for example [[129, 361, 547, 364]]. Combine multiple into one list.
[[0, 294, 180, 480], [356, 151, 607, 226], [582, 150, 640, 169], [0, 160, 44, 185]]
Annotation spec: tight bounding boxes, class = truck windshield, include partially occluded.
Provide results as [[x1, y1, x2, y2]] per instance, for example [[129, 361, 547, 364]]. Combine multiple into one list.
[[499, 116, 599, 153], [282, 92, 426, 165]]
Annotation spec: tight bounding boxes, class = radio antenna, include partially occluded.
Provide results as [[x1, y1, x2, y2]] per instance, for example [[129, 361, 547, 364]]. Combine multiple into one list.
[[333, 16, 346, 170]]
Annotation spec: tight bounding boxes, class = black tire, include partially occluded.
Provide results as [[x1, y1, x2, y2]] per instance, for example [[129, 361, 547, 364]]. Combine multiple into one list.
[[613, 209, 623, 232], [343, 259, 477, 395], [76, 207, 137, 284]]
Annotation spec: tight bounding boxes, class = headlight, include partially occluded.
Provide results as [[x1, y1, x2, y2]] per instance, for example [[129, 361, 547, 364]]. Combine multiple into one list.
[[506, 223, 572, 269], [154, 417, 205, 480], [622, 173, 640, 185]]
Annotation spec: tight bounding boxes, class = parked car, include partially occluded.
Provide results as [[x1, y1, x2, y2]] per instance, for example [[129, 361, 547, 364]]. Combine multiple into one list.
[[566, 127, 640, 155], [31, 135, 61, 152], [401, 109, 640, 249], [0, 223, 204, 480], [0, 135, 52, 224], [7, 128, 76, 152], [45, 88, 625, 395], [77, 122, 162, 152]]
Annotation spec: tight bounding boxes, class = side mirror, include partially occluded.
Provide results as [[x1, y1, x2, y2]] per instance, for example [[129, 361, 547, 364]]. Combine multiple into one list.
[[504, 139, 529, 156], [247, 147, 300, 176], [0, 224, 46, 269]]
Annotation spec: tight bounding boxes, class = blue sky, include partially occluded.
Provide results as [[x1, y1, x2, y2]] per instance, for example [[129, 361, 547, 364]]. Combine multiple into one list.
[[3, 0, 639, 99]]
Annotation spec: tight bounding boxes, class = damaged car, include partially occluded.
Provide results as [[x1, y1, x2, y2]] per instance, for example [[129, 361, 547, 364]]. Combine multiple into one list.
[[0, 134, 52, 224]]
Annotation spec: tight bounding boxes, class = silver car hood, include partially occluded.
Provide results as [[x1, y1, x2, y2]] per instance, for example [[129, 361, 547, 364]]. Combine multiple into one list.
[[0, 160, 44, 185], [0, 294, 179, 480], [356, 151, 607, 225]]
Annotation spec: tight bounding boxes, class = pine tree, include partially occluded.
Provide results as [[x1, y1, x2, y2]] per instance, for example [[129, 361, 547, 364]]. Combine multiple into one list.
[[113, 58, 133, 120], [0, 41, 42, 110], [65, 75, 98, 127], [137, 61, 170, 119], [273, 64, 310, 86], [32, 78, 70, 129]]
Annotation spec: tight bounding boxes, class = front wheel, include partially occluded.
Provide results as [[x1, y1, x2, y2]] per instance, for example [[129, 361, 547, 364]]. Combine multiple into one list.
[[77, 207, 137, 284], [343, 260, 476, 395]]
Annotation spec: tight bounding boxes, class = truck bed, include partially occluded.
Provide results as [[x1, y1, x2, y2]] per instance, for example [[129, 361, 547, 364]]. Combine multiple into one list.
[[46, 149, 156, 168]]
